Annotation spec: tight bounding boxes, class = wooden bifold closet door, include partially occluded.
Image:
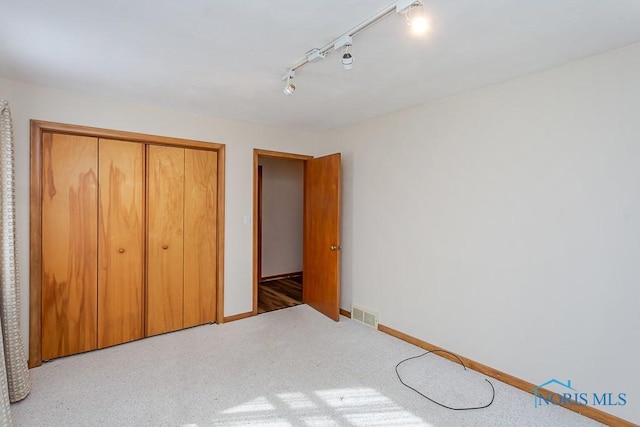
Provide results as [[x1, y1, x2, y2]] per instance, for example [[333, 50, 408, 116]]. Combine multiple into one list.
[[42, 134, 219, 358], [42, 135, 144, 359], [146, 145, 185, 335], [146, 145, 217, 336], [97, 139, 144, 349], [183, 149, 217, 328], [32, 121, 224, 367], [42, 133, 98, 360]]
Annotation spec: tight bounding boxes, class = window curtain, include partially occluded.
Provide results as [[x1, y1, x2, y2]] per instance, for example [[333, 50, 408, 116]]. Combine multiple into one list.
[[0, 99, 31, 426]]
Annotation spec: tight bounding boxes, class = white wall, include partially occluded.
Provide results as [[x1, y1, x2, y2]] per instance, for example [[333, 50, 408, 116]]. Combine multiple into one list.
[[259, 157, 304, 278], [316, 43, 640, 423], [0, 78, 316, 354]]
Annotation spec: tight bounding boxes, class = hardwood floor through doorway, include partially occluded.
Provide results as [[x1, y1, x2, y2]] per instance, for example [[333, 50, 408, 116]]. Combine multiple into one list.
[[258, 275, 302, 314]]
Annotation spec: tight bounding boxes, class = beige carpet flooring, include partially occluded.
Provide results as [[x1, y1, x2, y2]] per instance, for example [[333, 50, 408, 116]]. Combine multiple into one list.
[[11, 305, 602, 426]]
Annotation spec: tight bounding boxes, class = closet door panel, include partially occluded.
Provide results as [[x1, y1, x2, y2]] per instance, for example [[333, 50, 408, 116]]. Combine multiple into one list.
[[183, 149, 217, 327], [42, 132, 98, 360], [98, 139, 144, 348], [147, 145, 185, 336]]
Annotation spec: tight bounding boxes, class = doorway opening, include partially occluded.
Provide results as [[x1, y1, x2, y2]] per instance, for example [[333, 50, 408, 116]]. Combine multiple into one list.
[[257, 157, 305, 313], [254, 150, 311, 315]]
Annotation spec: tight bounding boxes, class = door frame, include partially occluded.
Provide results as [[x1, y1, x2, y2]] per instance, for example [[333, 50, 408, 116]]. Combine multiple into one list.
[[252, 149, 312, 315], [29, 120, 226, 367], [257, 165, 262, 282]]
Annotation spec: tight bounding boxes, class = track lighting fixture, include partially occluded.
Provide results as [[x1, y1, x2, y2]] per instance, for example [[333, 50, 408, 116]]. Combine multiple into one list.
[[341, 44, 354, 70], [401, 0, 429, 35], [281, 0, 427, 94], [334, 35, 354, 70], [282, 70, 296, 95], [283, 80, 295, 96]]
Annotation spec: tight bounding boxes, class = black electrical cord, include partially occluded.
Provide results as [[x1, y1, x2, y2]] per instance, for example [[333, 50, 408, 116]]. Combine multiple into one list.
[[395, 349, 496, 410]]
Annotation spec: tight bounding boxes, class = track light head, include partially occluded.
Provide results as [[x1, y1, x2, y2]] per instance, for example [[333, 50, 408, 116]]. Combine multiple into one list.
[[408, 4, 428, 34], [334, 35, 354, 70], [282, 70, 296, 95], [341, 52, 353, 70], [396, 0, 428, 35], [341, 44, 354, 70], [283, 78, 296, 96]]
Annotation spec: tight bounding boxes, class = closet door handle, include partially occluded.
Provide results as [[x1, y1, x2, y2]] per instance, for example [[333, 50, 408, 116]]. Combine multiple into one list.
[[118, 248, 125, 254], [162, 245, 169, 250]]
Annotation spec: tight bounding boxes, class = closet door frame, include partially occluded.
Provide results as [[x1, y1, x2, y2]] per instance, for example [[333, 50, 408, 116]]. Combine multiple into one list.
[[29, 120, 226, 368]]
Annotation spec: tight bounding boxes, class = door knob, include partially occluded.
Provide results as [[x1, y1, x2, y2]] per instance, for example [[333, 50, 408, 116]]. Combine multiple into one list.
[[118, 248, 125, 254], [330, 245, 342, 251], [162, 245, 169, 250]]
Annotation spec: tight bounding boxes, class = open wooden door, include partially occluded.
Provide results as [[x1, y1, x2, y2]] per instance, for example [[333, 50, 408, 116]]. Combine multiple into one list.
[[303, 153, 341, 321]]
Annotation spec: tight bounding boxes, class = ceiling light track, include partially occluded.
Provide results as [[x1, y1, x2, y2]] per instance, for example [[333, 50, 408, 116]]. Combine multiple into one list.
[[281, 0, 426, 94]]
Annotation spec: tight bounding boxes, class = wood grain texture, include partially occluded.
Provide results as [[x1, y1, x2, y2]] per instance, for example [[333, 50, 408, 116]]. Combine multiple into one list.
[[29, 121, 44, 367], [252, 151, 260, 315], [97, 139, 144, 348], [260, 271, 303, 282], [183, 149, 217, 328], [215, 146, 225, 324], [303, 153, 341, 321], [146, 145, 185, 336], [41, 133, 98, 360], [222, 311, 253, 323], [254, 149, 313, 161], [30, 120, 225, 151], [257, 165, 262, 297], [378, 324, 635, 427], [257, 278, 302, 314], [30, 120, 226, 363]]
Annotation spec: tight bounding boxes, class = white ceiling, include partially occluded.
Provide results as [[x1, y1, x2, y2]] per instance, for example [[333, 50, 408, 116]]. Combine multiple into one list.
[[2, 1, 640, 132]]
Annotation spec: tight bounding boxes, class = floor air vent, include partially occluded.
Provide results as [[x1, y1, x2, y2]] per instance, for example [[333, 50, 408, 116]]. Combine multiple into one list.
[[351, 305, 379, 329]]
